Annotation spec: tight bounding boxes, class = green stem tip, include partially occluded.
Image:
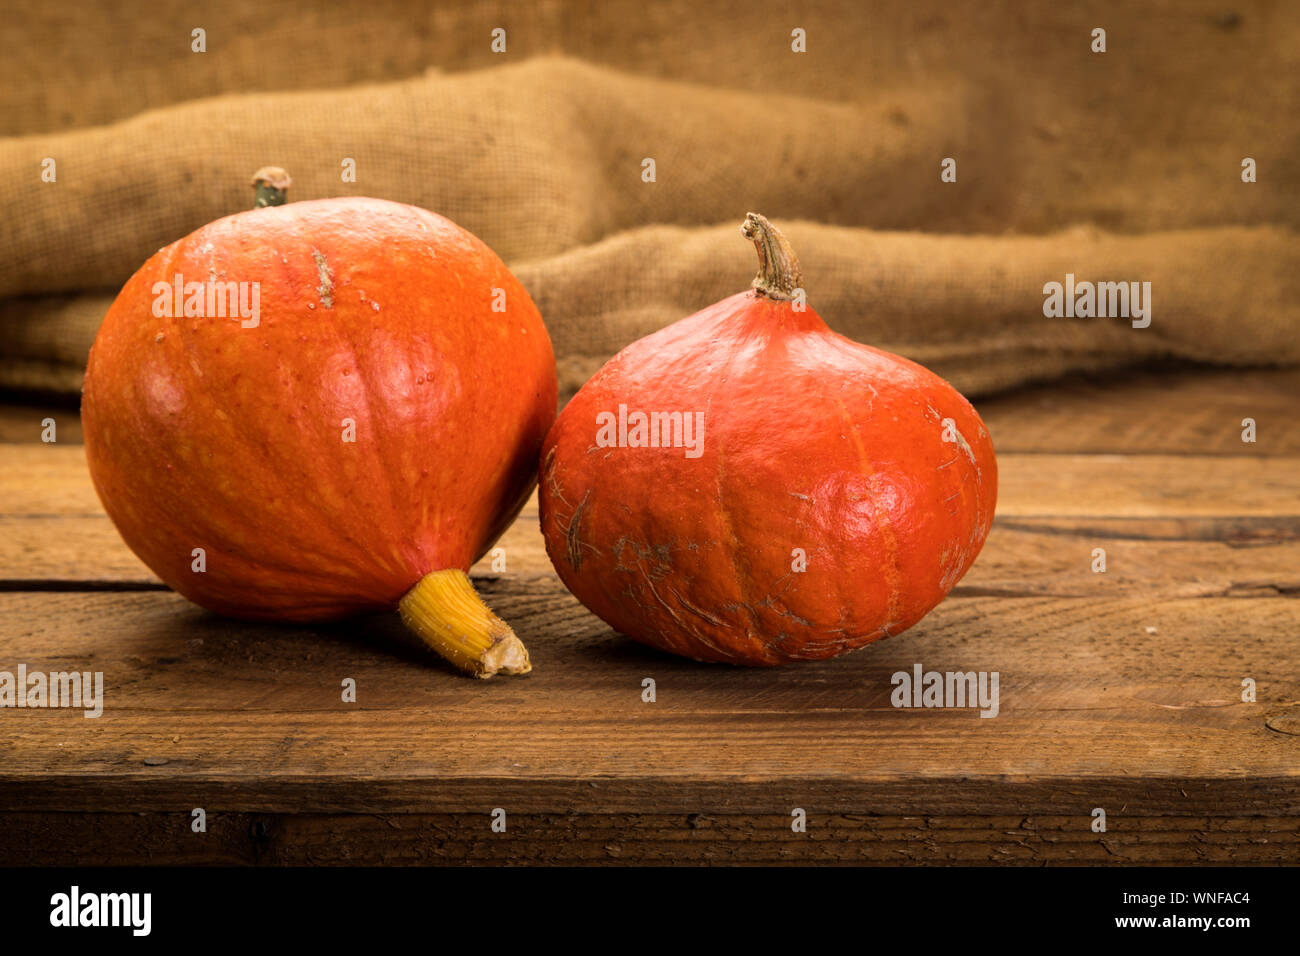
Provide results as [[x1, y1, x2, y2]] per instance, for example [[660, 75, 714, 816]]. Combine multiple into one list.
[[251, 166, 292, 208]]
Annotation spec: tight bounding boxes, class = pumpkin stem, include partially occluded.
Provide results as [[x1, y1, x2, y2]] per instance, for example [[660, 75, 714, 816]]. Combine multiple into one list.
[[251, 166, 292, 208], [398, 569, 531, 678], [741, 212, 803, 300]]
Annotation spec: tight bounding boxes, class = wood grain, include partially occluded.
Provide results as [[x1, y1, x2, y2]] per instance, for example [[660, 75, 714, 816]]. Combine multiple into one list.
[[0, 367, 1296, 865], [4, 515, 1298, 600], [0, 401, 81, 444], [3, 811, 1296, 866], [977, 367, 1300, 456], [0, 588, 1296, 812], [3, 447, 1297, 586]]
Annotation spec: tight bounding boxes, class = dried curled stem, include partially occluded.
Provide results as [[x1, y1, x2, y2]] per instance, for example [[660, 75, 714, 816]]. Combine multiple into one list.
[[741, 212, 803, 300]]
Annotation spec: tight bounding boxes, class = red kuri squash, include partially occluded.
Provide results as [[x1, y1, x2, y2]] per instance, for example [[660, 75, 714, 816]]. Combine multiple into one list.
[[82, 169, 556, 677], [539, 214, 996, 666]]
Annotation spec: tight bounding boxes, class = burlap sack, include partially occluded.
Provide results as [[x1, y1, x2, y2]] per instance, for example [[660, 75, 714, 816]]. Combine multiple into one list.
[[6, 0, 1292, 139], [5, 221, 1295, 403], [1, 0, 1296, 397], [0, 58, 1002, 297]]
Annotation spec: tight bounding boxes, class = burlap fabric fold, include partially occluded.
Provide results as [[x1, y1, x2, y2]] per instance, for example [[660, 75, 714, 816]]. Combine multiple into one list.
[[1, 0, 1296, 398]]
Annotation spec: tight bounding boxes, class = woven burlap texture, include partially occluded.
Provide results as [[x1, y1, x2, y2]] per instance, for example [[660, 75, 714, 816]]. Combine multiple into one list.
[[1, 0, 1296, 397]]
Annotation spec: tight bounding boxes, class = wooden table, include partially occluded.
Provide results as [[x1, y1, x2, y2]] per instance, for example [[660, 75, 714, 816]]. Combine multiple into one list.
[[1, 367, 1297, 865]]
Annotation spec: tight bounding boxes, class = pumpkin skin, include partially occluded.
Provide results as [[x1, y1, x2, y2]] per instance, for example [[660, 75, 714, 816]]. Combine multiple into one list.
[[539, 216, 996, 666], [83, 195, 556, 624]]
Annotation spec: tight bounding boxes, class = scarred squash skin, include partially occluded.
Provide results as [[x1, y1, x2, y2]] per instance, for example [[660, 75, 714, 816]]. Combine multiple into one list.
[[83, 195, 556, 623], [539, 216, 996, 666]]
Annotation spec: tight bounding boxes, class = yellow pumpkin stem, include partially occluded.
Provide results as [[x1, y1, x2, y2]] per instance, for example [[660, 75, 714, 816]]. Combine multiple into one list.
[[398, 569, 531, 679]]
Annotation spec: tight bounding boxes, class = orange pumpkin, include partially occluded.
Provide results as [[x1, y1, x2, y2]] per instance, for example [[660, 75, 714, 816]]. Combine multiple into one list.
[[82, 169, 556, 677], [539, 214, 997, 665]]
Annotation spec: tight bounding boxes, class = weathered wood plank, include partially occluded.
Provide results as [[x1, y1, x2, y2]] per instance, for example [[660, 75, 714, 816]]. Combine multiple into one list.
[[1, 810, 1295, 866], [0, 445, 102, 514], [977, 368, 1300, 455], [994, 454, 1298, 517], [0, 402, 81, 444], [0, 590, 1295, 816], [3, 448, 1298, 586], [4, 514, 1298, 599], [1, 369, 1296, 866]]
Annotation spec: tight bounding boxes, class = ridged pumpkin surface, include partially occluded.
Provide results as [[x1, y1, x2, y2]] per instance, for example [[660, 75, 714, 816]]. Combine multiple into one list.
[[83, 197, 556, 621], [540, 218, 996, 665]]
